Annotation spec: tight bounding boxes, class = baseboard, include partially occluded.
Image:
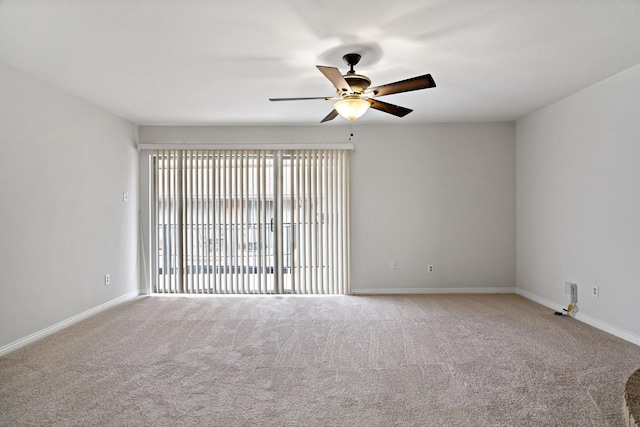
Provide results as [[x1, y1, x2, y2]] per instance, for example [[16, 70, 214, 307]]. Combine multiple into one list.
[[516, 288, 640, 347], [574, 312, 640, 346], [515, 288, 566, 312], [0, 291, 139, 357], [352, 287, 516, 295]]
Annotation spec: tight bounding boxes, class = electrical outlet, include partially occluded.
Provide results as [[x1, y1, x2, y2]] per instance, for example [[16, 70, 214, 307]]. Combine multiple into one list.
[[105, 274, 111, 286], [391, 260, 397, 270], [591, 285, 599, 299], [428, 265, 434, 274]]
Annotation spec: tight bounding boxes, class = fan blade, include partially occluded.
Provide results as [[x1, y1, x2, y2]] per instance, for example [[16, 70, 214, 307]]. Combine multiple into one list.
[[269, 96, 334, 101], [368, 99, 413, 117], [367, 74, 435, 97], [320, 109, 339, 123], [317, 66, 352, 94]]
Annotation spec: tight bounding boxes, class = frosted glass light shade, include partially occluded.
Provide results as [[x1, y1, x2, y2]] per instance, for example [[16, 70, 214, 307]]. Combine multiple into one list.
[[334, 98, 370, 121]]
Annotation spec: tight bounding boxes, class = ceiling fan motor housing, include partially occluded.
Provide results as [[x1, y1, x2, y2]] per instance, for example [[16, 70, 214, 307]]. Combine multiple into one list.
[[343, 74, 371, 94]]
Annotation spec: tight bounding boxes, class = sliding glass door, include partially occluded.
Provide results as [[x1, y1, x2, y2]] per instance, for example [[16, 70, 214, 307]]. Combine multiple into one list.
[[151, 149, 350, 294]]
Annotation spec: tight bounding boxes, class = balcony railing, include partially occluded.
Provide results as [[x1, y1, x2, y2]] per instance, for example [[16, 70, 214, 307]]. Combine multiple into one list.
[[154, 222, 332, 294]]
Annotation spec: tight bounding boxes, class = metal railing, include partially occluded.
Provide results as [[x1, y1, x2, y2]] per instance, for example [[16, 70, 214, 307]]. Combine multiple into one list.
[[156, 222, 298, 275]]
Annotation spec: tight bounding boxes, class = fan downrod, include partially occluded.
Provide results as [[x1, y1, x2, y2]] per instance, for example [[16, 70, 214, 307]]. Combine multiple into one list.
[[343, 53, 361, 74]]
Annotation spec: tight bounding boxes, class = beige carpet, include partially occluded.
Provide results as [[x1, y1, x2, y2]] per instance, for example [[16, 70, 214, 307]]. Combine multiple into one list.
[[1, 294, 639, 426]]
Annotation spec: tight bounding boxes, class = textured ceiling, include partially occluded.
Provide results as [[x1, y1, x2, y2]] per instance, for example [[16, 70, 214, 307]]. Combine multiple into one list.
[[1, 0, 640, 125]]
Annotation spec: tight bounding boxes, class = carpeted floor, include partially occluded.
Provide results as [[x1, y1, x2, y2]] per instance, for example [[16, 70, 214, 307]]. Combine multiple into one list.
[[1, 294, 639, 426]]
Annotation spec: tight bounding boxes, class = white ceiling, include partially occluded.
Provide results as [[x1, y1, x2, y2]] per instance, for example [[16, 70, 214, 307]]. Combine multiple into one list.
[[1, 0, 640, 126]]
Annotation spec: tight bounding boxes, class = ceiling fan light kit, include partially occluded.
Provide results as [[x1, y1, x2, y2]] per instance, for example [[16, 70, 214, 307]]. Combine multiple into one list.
[[334, 97, 370, 121], [269, 52, 436, 123]]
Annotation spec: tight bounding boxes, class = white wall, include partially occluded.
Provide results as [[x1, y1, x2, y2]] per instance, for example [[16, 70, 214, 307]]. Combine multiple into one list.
[[139, 122, 516, 294], [516, 63, 640, 340], [351, 123, 515, 293], [0, 61, 139, 350]]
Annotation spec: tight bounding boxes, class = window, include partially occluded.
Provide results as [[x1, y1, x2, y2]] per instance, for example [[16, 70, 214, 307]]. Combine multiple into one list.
[[152, 149, 350, 294]]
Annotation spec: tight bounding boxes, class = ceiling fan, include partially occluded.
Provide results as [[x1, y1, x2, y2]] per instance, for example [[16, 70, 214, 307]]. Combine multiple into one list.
[[269, 53, 436, 123]]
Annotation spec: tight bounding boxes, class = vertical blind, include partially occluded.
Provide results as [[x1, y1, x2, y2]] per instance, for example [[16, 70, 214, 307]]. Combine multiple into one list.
[[152, 149, 350, 294]]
